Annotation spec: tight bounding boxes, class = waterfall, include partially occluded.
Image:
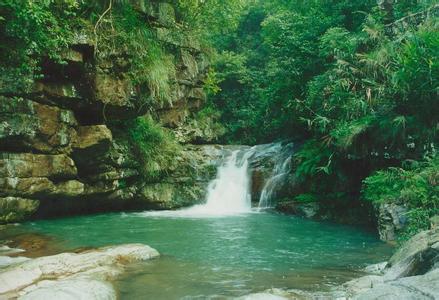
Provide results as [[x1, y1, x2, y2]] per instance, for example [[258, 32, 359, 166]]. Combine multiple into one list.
[[139, 142, 293, 218], [258, 143, 294, 209], [202, 150, 253, 213], [179, 148, 255, 216]]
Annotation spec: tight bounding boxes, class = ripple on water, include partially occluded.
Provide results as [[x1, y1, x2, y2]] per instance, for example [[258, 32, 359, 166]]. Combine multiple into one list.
[[0, 211, 393, 299]]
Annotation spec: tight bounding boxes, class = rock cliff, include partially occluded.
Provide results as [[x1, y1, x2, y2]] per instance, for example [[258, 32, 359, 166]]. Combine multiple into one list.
[[0, 2, 213, 223]]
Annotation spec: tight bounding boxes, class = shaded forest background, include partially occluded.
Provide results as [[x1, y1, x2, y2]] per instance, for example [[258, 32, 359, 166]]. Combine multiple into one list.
[[0, 0, 438, 239]]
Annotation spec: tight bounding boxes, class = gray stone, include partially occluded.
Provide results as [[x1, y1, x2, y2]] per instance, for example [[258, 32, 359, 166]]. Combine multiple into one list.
[[0, 244, 159, 298], [364, 262, 388, 275], [377, 202, 408, 242]]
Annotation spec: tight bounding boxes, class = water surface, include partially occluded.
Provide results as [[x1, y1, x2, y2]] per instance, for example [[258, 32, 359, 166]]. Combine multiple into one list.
[[1, 211, 393, 299]]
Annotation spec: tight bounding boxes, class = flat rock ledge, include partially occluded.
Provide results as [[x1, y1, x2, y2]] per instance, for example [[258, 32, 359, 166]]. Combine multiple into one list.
[[243, 227, 439, 300], [0, 243, 159, 299]]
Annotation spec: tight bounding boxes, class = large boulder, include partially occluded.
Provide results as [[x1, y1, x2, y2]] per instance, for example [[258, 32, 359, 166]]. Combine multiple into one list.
[[384, 227, 439, 280], [0, 244, 159, 299], [355, 268, 439, 300]]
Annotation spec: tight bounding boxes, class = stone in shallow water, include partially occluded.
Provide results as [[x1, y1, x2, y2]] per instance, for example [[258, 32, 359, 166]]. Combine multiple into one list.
[[363, 262, 388, 275], [0, 243, 159, 298]]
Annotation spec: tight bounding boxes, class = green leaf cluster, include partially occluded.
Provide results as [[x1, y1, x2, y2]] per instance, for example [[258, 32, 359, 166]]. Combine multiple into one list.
[[126, 115, 182, 180], [363, 155, 439, 239]]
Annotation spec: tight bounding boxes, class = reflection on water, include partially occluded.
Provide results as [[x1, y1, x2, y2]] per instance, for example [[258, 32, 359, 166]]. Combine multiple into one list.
[[0, 212, 393, 299]]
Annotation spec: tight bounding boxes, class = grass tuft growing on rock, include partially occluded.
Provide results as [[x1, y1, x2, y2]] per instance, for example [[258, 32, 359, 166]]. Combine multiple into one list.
[[127, 115, 181, 180]]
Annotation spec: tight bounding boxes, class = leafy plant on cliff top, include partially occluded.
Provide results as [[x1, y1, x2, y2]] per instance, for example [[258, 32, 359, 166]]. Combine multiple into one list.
[[90, 3, 176, 106], [363, 155, 439, 239], [0, 0, 78, 90], [127, 115, 181, 180]]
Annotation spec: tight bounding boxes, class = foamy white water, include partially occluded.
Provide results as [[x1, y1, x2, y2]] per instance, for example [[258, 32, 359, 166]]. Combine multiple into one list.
[[138, 142, 294, 218], [139, 149, 255, 218]]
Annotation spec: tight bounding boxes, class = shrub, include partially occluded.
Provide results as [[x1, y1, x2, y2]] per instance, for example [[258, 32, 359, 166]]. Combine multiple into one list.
[[363, 155, 439, 239], [127, 115, 181, 180]]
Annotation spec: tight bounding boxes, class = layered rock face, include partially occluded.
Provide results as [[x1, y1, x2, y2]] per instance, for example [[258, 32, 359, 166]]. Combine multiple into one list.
[[0, 2, 211, 223]]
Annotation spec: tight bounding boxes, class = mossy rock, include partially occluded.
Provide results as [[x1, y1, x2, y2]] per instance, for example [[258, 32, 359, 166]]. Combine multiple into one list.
[[0, 197, 39, 224]]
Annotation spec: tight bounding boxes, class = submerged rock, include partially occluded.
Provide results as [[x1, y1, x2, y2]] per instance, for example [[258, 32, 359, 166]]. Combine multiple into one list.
[[0, 243, 159, 299]]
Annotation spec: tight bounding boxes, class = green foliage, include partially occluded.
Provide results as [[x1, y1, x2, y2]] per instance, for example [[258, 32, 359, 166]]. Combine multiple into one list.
[[0, 0, 79, 89], [208, 0, 375, 143], [203, 68, 222, 95], [208, 0, 438, 233], [295, 140, 334, 178], [175, 0, 246, 38], [295, 194, 318, 203], [127, 115, 181, 180], [90, 4, 176, 105], [363, 156, 439, 238]]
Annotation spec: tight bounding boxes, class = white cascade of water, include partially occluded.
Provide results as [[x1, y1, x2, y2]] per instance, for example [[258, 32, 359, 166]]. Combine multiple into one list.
[[258, 143, 294, 209], [177, 148, 255, 216]]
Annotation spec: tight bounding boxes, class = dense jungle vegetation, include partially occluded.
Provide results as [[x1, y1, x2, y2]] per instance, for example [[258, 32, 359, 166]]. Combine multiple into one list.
[[1, 0, 438, 239], [207, 0, 438, 238]]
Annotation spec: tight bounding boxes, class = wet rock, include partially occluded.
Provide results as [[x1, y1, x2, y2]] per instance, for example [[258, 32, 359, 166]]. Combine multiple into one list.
[[384, 227, 439, 280], [376, 202, 408, 242], [363, 262, 388, 275], [138, 182, 206, 209], [53, 180, 85, 197], [343, 275, 385, 296], [0, 197, 39, 224], [7, 233, 59, 258], [0, 244, 159, 298], [0, 245, 25, 256], [276, 201, 320, 218], [33, 81, 82, 102], [1, 178, 84, 200], [239, 288, 320, 300], [135, 144, 260, 209], [0, 1, 211, 223], [318, 228, 439, 299]]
